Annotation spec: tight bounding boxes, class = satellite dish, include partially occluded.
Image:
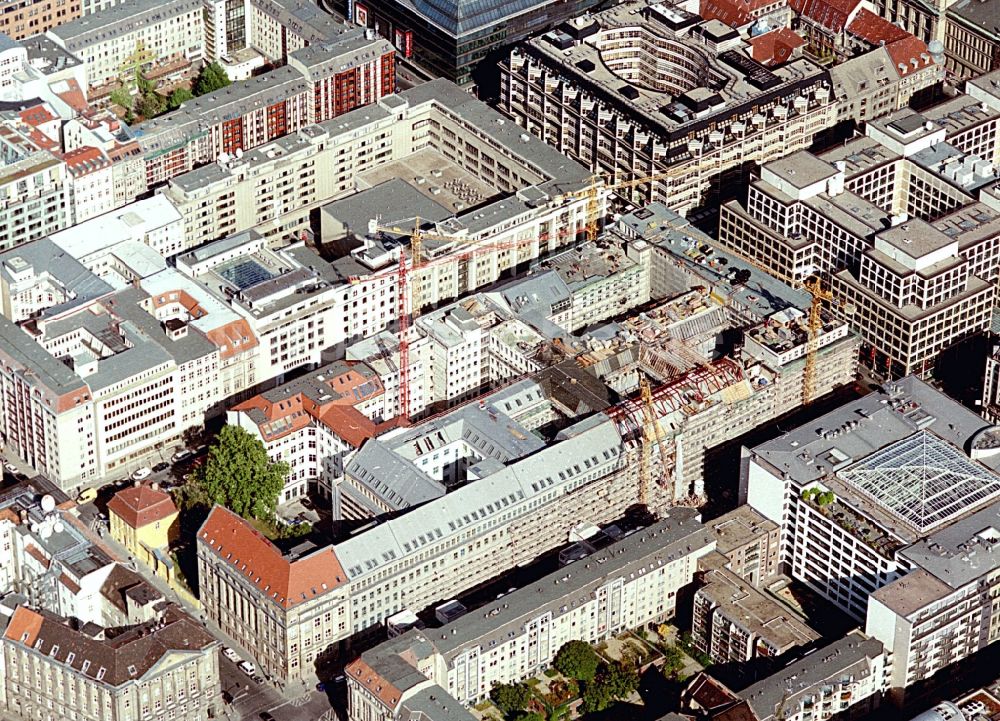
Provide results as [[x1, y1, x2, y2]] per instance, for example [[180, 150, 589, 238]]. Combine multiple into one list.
[[40, 494, 56, 513], [53, 521, 64, 534]]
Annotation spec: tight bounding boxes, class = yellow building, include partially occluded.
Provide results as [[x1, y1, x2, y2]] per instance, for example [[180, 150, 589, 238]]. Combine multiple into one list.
[[108, 483, 179, 581]]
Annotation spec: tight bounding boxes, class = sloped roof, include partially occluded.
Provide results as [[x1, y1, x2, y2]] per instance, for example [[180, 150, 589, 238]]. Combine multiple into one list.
[[699, 0, 773, 27], [788, 0, 863, 32], [846, 8, 909, 43], [198, 506, 347, 609], [748, 27, 805, 66], [3, 605, 215, 687], [107, 484, 177, 529]]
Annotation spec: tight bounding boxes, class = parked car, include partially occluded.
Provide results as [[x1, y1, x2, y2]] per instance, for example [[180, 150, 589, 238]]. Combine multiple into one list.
[[333, 674, 346, 684], [3, 462, 17, 473], [222, 647, 239, 663], [238, 660, 256, 676], [300, 497, 314, 509], [171, 449, 192, 463], [131, 467, 151, 481], [152, 462, 169, 473], [259, 713, 275, 721], [316, 682, 325, 692], [77, 488, 98, 504]]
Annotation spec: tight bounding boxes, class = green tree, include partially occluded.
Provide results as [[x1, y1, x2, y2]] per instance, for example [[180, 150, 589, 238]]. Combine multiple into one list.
[[195, 425, 288, 519], [553, 641, 600, 682], [600, 661, 639, 700], [661, 644, 685, 679], [512, 713, 544, 721], [489, 682, 532, 716], [138, 91, 165, 118], [579, 682, 612, 714], [167, 87, 194, 110], [194, 61, 231, 96], [109, 87, 132, 109]]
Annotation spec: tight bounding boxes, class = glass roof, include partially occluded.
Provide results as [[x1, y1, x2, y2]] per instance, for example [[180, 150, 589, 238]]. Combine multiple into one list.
[[837, 430, 1000, 533]]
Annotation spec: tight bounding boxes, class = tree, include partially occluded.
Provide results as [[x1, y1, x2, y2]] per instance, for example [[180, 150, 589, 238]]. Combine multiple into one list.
[[194, 425, 288, 519], [109, 87, 132, 109], [512, 713, 544, 721], [579, 682, 612, 714], [661, 644, 685, 679], [194, 61, 231, 96], [553, 641, 600, 682], [600, 661, 639, 700], [138, 91, 165, 118], [167, 87, 194, 110], [489, 682, 531, 716]]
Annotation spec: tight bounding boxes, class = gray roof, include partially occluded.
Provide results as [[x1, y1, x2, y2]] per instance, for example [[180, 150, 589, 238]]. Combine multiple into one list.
[[335, 413, 626, 580], [948, 0, 1000, 37], [0, 315, 87, 396], [763, 150, 839, 190], [900, 496, 1000, 590], [429, 508, 712, 656], [617, 204, 811, 321], [48, 0, 202, 50], [107, 286, 217, 367], [738, 631, 884, 720], [321, 178, 453, 236], [345, 441, 446, 511], [399, 687, 478, 721], [364, 507, 712, 664], [0, 238, 114, 318]]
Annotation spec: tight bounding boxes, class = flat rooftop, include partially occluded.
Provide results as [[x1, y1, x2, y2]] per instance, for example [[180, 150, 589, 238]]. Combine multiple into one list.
[[356, 147, 498, 216], [751, 377, 1000, 545], [876, 219, 957, 259]]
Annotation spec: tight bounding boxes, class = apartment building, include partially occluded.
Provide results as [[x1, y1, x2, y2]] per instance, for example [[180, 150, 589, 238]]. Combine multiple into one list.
[[692, 563, 819, 665], [346, 508, 714, 718], [0, 0, 80, 41], [62, 145, 115, 223], [134, 30, 394, 189], [499, 2, 939, 217], [0, 151, 70, 252], [47, 0, 205, 89], [708, 506, 781, 586], [743, 375, 1000, 697], [0, 603, 221, 721], [229, 360, 404, 503], [731, 631, 888, 721]]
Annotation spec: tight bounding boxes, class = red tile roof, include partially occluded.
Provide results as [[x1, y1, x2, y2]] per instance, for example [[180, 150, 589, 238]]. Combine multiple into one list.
[[24, 543, 50, 568], [345, 657, 404, 710], [18, 105, 56, 128], [886, 35, 933, 76], [700, 0, 773, 27], [198, 506, 346, 609], [317, 405, 406, 449], [788, 0, 863, 32], [749, 27, 805, 66], [61, 146, 111, 177], [4, 606, 43, 646], [846, 8, 908, 43], [108, 484, 177, 530]]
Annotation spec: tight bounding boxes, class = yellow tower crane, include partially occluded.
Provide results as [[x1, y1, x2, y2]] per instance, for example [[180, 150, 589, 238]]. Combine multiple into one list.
[[638, 373, 673, 507]]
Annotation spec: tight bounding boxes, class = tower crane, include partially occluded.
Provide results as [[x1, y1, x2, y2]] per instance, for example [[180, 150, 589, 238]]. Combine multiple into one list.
[[638, 373, 673, 508]]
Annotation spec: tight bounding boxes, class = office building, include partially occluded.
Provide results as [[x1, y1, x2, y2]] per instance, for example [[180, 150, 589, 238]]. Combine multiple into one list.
[[47, 0, 205, 89], [345, 508, 713, 719], [716, 87, 1000, 378], [743, 376, 1000, 702], [499, 3, 939, 217], [49, 195, 186, 262], [0, 603, 221, 721], [350, 0, 601, 88]]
